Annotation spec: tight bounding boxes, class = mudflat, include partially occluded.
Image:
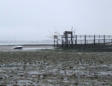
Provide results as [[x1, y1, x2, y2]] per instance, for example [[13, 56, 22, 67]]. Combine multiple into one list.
[[0, 50, 112, 86]]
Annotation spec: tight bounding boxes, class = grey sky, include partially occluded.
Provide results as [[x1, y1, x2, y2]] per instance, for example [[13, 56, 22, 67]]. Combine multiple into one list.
[[0, 0, 112, 40]]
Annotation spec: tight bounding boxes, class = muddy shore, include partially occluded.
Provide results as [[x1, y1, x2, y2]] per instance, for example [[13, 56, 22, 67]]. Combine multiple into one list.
[[0, 50, 112, 86]]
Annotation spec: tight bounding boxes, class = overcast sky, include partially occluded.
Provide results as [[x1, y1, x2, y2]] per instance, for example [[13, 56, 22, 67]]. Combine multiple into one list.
[[0, 0, 112, 41]]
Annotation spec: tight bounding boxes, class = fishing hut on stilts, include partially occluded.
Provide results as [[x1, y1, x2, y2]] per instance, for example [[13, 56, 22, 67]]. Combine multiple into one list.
[[54, 30, 112, 51], [53, 34, 59, 47]]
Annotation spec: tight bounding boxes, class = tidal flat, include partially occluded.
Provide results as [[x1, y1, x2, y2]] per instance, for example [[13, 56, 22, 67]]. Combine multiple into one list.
[[0, 50, 112, 86]]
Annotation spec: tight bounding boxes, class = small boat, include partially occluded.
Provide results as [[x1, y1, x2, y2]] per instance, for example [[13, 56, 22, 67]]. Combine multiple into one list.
[[14, 46, 23, 49]]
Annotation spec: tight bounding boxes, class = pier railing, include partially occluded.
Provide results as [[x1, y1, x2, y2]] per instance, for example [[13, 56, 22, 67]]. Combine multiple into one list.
[[58, 35, 112, 47]]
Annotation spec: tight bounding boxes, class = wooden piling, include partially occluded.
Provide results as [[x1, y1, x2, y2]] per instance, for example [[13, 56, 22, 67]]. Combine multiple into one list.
[[94, 35, 96, 45], [84, 35, 87, 45], [104, 35, 105, 45], [75, 35, 77, 45]]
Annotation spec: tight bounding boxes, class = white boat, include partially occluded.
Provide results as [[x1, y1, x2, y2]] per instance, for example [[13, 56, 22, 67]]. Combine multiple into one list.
[[13, 46, 23, 49]]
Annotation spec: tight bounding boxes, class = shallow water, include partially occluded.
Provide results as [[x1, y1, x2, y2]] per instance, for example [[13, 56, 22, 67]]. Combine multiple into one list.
[[0, 45, 54, 51]]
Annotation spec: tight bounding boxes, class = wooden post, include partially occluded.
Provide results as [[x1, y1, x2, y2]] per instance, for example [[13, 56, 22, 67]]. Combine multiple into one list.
[[65, 33, 68, 47], [75, 35, 77, 45], [85, 35, 87, 45], [104, 35, 105, 45], [94, 35, 96, 45], [71, 32, 73, 46]]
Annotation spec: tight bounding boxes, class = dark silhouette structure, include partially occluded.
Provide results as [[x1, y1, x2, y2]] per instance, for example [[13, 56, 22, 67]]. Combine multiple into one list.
[[62, 31, 73, 47], [54, 31, 112, 51], [54, 34, 59, 47]]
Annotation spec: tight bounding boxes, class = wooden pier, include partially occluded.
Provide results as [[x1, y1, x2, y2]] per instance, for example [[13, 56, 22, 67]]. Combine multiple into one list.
[[54, 31, 112, 51]]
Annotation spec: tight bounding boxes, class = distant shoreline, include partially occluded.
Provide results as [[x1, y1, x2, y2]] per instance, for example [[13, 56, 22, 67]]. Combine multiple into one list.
[[0, 44, 54, 46]]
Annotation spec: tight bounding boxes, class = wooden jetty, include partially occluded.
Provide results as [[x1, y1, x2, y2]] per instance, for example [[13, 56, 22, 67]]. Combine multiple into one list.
[[54, 31, 112, 51]]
